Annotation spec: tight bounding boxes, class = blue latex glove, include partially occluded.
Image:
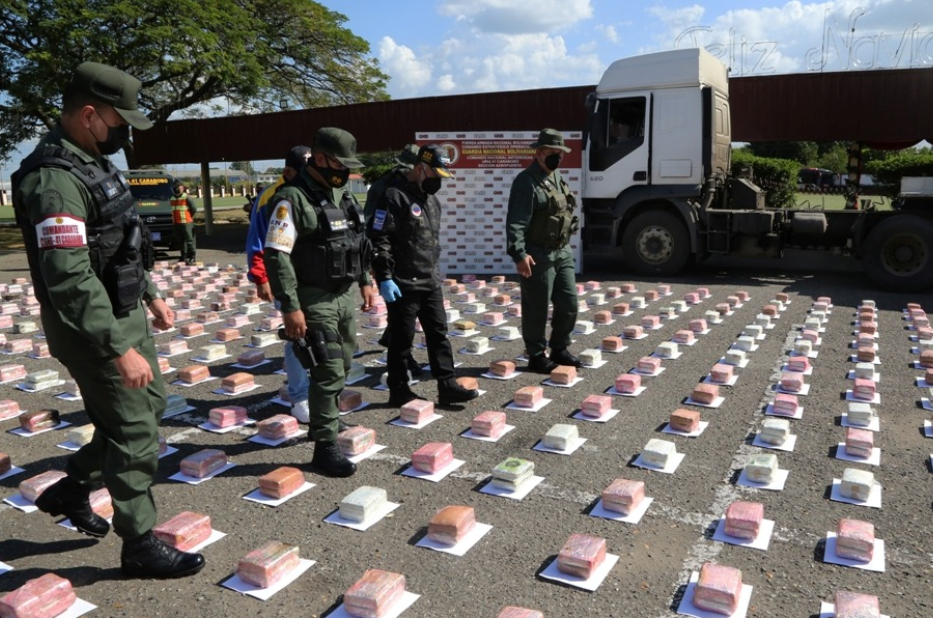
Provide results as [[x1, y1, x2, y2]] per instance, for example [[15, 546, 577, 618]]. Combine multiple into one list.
[[379, 280, 402, 303]]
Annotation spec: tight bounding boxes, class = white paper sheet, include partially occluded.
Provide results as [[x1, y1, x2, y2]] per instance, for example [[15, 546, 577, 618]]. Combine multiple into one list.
[[823, 533, 885, 572], [711, 517, 775, 551], [504, 398, 551, 412], [198, 419, 256, 434], [221, 558, 315, 600], [751, 432, 797, 452], [324, 502, 401, 531], [830, 479, 882, 508], [835, 444, 881, 466], [168, 461, 237, 485], [541, 377, 585, 388], [677, 572, 753, 618], [389, 413, 443, 429], [662, 421, 710, 438], [415, 523, 493, 556], [8, 421, 71, 437], [735, 468, 789, 492], [242, 482, 315, 507], [401, 459, 465, 482], [589, 497, 653, 524], [532, 437, 587, 456], [479, 475, 544, 500], [632, 452, 686, 474], [539, 553, 619, 592], [683, 396, 725, 409], [328, 591, 420, 618], [572, 409, 620, 424], [604, 385, 648, 398], [247, 429, 308, 447]]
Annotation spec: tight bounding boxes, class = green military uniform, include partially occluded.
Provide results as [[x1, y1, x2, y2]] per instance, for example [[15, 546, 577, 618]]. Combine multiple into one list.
[[264, 167, 370, 443], [13, 125, 165, 539], [506, 150, 579, 358]]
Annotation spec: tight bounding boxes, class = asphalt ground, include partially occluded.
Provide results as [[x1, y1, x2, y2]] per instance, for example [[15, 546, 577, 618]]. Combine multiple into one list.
[[0, 224, 930, 618]]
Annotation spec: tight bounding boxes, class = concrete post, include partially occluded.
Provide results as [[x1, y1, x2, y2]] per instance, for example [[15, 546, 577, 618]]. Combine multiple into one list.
[[200, 161, 214, 236]]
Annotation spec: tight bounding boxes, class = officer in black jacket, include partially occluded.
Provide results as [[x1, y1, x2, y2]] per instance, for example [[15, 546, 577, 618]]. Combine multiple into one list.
[[368, 145, 479, 407]]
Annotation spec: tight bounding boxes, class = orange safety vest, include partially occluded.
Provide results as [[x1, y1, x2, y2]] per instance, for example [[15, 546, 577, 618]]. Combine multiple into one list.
[[171, 193, 193, 224]]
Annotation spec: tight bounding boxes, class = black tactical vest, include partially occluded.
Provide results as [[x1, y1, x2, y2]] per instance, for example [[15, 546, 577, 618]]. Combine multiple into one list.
[[12, 144, 151, 315], [526, 174, 579, 250], [290, 179, 372, 292]]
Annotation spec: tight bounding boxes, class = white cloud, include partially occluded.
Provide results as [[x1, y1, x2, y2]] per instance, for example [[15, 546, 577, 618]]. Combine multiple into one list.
[[437, 74, 457, 92], [646, 1, 924, 74], [596, 24, 618, 43], [378, 36, 432, 92], [440, 0, 594, 34]]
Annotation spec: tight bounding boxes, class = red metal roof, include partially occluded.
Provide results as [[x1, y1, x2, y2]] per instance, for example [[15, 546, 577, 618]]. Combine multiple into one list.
[[134, 68, 932, 166]]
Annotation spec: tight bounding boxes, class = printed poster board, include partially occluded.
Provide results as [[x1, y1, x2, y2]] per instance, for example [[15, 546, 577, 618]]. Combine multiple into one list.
[[415, 131, 583, 275]]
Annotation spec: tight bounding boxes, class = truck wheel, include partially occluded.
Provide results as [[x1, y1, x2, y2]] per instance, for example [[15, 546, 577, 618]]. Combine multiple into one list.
[[621, 210, 690, 275], [863, 215, 933, 292]]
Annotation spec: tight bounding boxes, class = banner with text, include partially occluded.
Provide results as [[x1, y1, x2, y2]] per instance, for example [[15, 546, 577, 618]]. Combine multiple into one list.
[[416, 131, 583, 275]]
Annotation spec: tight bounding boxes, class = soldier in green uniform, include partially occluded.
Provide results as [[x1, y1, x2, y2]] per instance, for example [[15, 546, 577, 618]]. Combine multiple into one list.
[[506, 128, 584, 373], [264, 127, 375, 478], [12, 62, 205, 578]]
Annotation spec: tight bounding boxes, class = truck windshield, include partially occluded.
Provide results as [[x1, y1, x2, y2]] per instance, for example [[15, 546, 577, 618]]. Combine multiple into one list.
[[128, 179, 173, 200], [588, 96, 646, 171]]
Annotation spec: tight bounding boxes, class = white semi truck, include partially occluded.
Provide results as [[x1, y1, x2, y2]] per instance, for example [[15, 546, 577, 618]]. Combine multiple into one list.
[[580, 48, 933, 291]]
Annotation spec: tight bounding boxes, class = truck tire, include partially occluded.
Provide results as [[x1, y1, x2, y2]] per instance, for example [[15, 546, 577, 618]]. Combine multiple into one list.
[[863, 215, 933, 292], [621, 210, 690, 276]]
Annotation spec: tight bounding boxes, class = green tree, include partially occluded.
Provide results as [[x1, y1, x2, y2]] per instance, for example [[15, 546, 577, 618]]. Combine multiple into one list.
[[0, 0, 389, 166], [745, 141, 818, 166], [230, 161, 255, 180], [815, 144, 848, 173]]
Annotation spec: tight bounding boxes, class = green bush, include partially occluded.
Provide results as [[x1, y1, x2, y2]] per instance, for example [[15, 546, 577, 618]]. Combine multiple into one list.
[[865, 152, 933, 197], [731, 149, 798, 208]]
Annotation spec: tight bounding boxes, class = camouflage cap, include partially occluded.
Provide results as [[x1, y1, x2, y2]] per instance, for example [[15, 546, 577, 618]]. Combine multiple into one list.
[[395, 143, 420, 168], [529, 128, 571, 153], [69, 62, 153, 130], [313, 127, 363, 168], [417, 144, 453, 178]]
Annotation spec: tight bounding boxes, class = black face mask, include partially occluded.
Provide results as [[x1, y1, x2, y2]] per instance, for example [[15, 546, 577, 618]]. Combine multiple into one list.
[[311, 160, 350, 188], [421, 176, 442, 195], [93, 111, 130, 155], [543, 153, 562, 172]]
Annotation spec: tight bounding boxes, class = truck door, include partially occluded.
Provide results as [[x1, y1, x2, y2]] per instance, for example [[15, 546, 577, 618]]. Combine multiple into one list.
[[585, 95, 650, 199]]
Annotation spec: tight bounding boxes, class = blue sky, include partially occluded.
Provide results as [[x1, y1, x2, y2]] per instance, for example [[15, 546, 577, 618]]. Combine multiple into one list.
[[339, 0, 931, 99], [2, 0, 930, 183]]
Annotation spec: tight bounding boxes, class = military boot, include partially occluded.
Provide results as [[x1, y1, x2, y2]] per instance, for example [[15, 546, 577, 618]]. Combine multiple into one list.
[[310, 441, 357, 478], [437, 381, 480, 406], [527, 353, 558, 374], [34, 476, 110, 538], [388, 386, 418, 407], [550, 348, 584, 369], [121, 530, 205, 579]]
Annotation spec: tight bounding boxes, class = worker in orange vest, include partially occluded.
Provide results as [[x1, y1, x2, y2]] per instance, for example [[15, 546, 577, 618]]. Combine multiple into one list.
[[170, 181, 197, 264]]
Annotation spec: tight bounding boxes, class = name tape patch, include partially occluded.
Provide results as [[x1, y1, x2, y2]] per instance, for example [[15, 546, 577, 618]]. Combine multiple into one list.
[[36, 214, 87, 249], [264, 200, 297, 253]]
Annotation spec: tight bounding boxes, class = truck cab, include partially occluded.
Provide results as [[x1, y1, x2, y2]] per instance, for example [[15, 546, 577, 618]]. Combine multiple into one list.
[[124, 169, 176, 247], [582, 48, 743, 275]]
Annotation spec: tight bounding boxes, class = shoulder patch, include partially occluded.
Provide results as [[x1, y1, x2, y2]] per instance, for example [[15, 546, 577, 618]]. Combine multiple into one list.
[[264, 199, 297, 253], [410, 204, 422, 217], [39, 189, 65, 212], [373, 209, 387, 231], [36, 214, 87, 249]]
